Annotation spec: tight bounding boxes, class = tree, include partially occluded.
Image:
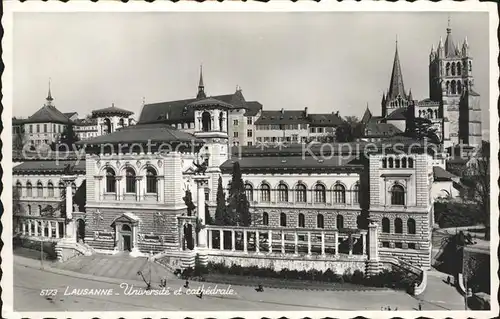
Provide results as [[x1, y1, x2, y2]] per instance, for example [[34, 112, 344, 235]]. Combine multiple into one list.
[[403, 117, 440, 143], [58, 124, 80, 150], [461, 141, 490, 239], [227, 162, 251, 226], [214, 176, 227, 226], [13, 187, 24, 232], [335, 117, 360, 142], [13, 128, 26, 151]]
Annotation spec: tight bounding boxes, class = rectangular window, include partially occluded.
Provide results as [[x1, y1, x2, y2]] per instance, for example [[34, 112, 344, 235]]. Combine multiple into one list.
[[247, 142, 252, 146], [318, 127, 324, 133], [29, 125, 33, 133], [286, 137, 291, 142], [233, 132, 238, 138], [247, 129, 253, 137], [292, 134, 298, 142], [382, 241, 390, 248], [233, 120, 239, 126], [257, 137, 262, 142], [36, 124, 40, 133], [310, 127, 316, 133], [395, 242, 403, 249], [44, 124, 47, 132], [247, 117, 252, 125]]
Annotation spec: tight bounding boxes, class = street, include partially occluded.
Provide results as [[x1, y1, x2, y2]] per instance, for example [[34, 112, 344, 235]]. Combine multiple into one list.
[[13, 261, 427, 311]]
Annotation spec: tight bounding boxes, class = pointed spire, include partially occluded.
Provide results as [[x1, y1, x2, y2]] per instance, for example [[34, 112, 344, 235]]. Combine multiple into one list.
[[444, 15, 457, 57], [408, 89, 413, 101], [46, 78, 53, 102], [196, 64, 206, 99], [361, 103, 372, 124], [462, 36, 469, 56], [387, 40, 406, 100]]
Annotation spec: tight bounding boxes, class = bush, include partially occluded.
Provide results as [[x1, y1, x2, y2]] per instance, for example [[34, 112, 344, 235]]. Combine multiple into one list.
[[352, 270, 364, 284]]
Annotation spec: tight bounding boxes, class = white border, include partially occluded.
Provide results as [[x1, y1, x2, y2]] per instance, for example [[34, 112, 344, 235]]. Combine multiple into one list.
[[1, 1, 498, 319]]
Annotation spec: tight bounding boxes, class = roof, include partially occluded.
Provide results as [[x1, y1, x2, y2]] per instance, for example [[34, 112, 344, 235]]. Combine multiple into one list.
[[231, 143, 372, 157], [63, 112, 78, 118], [361, 107, 372, 124], [220, 156, 363, 174], [13, 160, 86, 175], [12, 118, 26, 125], [92, 104, 134, 117], [364, 122, 402, 137], [433, 166, 459, 181], [444, 27, 460, 58], [387, 43, 406, 100], [78, 123, 202, 146], [25, 105, 72, 124], [244, 101, 262, 116], [385, 107, 408, 120], [13, 150, 84, 161], [138, 90, 256, 124], [254, 110, 309, 125], [308, 113, 343, 127]]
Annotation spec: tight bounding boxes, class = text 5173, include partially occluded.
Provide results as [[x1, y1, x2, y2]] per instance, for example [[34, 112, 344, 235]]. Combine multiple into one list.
[[40, 289, 58, 296]]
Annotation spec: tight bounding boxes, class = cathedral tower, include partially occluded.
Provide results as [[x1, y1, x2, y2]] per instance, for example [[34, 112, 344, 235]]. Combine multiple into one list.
[[429, 18, 481, 147]]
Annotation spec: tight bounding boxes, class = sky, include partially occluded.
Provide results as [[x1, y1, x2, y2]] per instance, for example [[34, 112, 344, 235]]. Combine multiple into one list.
[[13, 12, 490, 131]]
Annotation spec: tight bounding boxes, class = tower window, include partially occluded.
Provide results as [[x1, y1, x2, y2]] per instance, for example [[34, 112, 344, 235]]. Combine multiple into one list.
[[202, 111, 211, 132], [445, 62, 450, 76]]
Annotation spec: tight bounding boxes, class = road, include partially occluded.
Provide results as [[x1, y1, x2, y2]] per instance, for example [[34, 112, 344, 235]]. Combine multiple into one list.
[[13, 261, 427, 311]]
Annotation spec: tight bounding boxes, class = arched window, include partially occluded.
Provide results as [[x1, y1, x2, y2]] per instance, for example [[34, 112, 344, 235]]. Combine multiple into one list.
[[457, 62, 462, 75], [401, 157, 407, 168], [407, 218, 416, 234], [37, 181, 43, 198], [395, 218, 403, 234], [445, 62, 450, 76], [451, 62, 456, 76], [469, 61, 472, 72], [388, 157, 394, 168], [106, 168, 116, 193], [428, 108, 433, 119], [314, 184, 326, 203], [15, 181, 22, 196], [317, 214, 324, 228], [408, 158, 414, 168], [122, 224, 131, 232], [125, 168, 136, 193], [435, 109, 439, 118], [391, 184, 405, 206], [280, 213, 287, 227], [352, 183, 360, 204], [457, 81, 462, 94], [446, 81, 450, 94], [48, 182, 54, 197], [333, 183, 346, 203], [27, 204, 31, 215], [277, 183, 288, 202], [146, 167, 157, 193], [395, 158, 401, 168], [261, 183, 271, 202], [382, 217, 390, 233], [219, 111, 224, 131], [451, 80, 457, 94], [295, 183, 307, 203], [382, 158, 387, 168], [103, 118, 112, 134], [118, 118, 125, 127], [298, 213, 305, 228], [202, 111, 211, 132], [245, 183, 253, 201], [262, 212, 269, 226], [38, 205, 42, 214], [336, 215, 344, 229]]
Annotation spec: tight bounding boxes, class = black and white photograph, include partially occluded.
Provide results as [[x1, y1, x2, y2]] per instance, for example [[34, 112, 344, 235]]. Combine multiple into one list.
[[1, 2, 498, 318]]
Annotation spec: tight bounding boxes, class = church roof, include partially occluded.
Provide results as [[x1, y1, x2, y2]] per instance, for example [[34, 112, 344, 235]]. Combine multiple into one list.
[[385, 107, 408, 120], [387, 43, 406, 100], [25, 105, 72, 124], [78, 123, 202, 146], [92, 104, 134, 117]]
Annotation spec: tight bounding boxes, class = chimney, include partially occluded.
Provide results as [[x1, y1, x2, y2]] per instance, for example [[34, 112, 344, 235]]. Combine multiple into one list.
[[304, 107, 308, 116], [281, 108, 284, 114]]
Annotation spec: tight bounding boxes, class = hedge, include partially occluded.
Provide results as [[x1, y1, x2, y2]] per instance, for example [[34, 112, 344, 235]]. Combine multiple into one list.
[[185, 262, 419, 291]]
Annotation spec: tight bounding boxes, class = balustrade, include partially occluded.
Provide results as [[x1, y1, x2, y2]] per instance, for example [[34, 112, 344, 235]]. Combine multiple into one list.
[[19, 216, 65, 240]]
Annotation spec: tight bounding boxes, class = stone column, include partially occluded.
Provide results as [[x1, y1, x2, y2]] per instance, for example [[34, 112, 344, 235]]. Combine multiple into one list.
[[334, 231, 339, 257], [34, 220, 39, 237], [268, 230, 273, 253], [193, 176, 209, 249], [366, 222, 381, 276], [22, 222, 26, 235], [243, 230, 248, 253], [55, 222, 60, 238], [219, 229, 223, 250], [321, 231, 325, 256], [281, 231, 285, 254], [178, 220, 184, 251], [348, 234, 353, 256], [307, 231, 311, 256], [294, 231, 298, 255], [48, 221, 52, 238], [362, 233, 367, 256], [62, 175, 77, 242], [231, 230, 236, 251], [208, 229, 213, 249], [255, 230, 260, 253], [136, 177, 142, 201], [28, 220, 32, 236]]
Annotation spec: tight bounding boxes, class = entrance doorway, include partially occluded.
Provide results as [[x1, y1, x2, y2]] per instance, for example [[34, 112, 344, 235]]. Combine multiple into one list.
[[120, 224, 132, 252]]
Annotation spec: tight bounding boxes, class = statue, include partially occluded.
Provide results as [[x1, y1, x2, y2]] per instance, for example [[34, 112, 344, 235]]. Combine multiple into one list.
[[73, 204, 79, 212], [193, 159, 208, 175]]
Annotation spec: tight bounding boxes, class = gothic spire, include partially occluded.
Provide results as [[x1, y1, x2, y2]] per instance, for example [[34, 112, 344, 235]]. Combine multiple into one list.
[[197, 64, 206, 99], [444, 16, 457, 57], [387, 40, 406, 100], [46, 78, 53, 105]]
